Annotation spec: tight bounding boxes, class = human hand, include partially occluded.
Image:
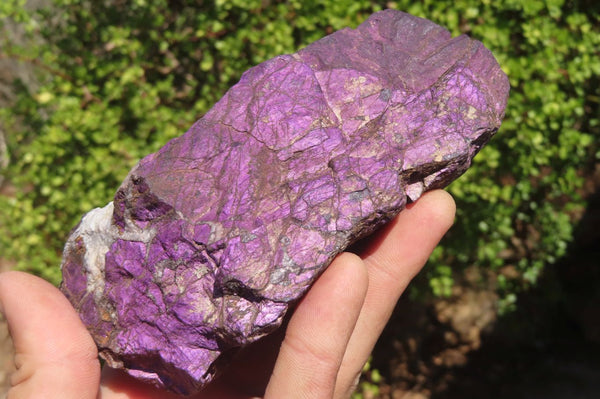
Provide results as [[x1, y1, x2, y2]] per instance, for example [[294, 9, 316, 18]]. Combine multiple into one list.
[[0, 190, 455, 399]]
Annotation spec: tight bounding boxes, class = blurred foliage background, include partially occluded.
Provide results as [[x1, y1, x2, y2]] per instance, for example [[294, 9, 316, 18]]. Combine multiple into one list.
[[0, 0, 598, 309]]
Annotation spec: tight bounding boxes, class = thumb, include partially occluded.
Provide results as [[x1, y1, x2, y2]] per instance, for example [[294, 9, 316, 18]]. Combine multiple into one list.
[[0, 271, 100, 399]]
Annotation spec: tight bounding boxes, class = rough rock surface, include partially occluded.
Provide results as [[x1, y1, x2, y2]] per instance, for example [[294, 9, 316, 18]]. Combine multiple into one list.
[[61, 9, 509, 395]]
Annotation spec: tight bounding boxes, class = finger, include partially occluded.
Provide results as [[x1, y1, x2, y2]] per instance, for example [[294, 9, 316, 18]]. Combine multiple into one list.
[[335, 190, 456, 396], [265, 252, 368, 399], [0, 271, 100, 399]]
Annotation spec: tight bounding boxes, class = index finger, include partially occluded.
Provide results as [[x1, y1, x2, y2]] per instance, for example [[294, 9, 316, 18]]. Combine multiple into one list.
[[335, 190, 456, 397]]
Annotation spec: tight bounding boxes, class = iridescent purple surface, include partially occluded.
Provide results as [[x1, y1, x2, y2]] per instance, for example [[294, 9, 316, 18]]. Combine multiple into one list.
[[61, 9, 509, 395]]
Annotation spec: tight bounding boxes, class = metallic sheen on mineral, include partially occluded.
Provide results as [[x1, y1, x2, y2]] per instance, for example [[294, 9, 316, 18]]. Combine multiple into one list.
[[61, 9, 509, 395]]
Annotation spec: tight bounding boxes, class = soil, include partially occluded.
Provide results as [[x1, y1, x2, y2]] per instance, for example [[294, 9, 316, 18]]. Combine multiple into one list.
[[363, 267, 600, 399]]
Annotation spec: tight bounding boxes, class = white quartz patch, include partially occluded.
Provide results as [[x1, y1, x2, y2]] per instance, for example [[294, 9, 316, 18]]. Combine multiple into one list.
[[62, 201, 157, 301], [405, 181, 424, 202]]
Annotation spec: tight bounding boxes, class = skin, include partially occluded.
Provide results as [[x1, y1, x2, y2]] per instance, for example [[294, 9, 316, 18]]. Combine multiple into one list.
[[0, 190, 455, 399]]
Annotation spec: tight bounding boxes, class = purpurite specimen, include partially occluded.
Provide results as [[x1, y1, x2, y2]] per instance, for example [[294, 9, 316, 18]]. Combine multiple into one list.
[[61, 9, 509, 395]]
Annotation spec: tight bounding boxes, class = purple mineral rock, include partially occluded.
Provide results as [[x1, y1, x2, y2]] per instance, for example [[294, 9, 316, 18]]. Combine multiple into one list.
[[61, 9, 509, 395]]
